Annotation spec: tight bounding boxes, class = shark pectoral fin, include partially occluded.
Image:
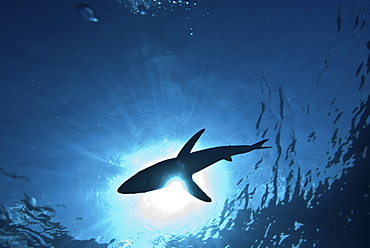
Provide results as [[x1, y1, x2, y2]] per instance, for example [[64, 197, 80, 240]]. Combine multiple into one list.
[[177, 129, 205, 158], [224, 156, 232, 162], [184, 178, 212, 202]]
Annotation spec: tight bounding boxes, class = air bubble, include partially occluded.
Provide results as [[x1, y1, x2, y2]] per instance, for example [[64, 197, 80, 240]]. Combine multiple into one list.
[[190, 27, 194, 36], [138, 5, 147, 15]]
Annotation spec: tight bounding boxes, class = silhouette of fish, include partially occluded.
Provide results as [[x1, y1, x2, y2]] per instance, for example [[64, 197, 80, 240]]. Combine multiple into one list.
[[118, 129, 271, 202], [76, 4, 98, 22]]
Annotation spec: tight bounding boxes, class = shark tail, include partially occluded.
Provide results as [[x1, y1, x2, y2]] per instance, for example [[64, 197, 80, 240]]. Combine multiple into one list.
[[252, 139, 272, 149]]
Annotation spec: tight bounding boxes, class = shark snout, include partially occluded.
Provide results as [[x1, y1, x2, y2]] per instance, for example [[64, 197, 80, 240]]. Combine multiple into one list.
[[117, 172, 152, 194], [117, 182, 129, 193], [117, 178, 137, 193]]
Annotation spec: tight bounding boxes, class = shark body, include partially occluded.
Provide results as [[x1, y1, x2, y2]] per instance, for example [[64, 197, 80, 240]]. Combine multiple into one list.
[[117, 129, 271, 202]]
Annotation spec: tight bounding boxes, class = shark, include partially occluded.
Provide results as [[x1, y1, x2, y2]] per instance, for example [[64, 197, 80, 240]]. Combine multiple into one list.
[[117, 129, 271, 202]]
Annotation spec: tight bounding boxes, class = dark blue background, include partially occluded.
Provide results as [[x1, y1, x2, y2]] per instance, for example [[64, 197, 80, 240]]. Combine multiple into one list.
[[1, 0, 369, 247]]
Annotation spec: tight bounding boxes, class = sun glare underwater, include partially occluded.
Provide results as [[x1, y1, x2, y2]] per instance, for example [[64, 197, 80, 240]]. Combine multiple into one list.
[[106, 138, 231, 241]]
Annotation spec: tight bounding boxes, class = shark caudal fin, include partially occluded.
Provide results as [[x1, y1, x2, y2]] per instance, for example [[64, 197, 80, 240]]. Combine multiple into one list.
[[252, 139, 272, 149], [177, 129, 205, 159], [184, 176, 212, 202]]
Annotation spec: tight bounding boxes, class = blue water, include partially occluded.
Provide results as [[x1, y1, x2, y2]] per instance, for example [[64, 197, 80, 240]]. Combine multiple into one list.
[[1, 0, 369, 247]]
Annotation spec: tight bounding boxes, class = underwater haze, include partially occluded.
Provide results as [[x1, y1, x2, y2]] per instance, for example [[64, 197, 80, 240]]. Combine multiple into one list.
[[1, 0, 369, 247]]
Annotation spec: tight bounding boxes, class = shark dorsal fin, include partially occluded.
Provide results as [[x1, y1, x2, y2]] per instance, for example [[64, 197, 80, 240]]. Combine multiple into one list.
[[177, 129, 205, 159]]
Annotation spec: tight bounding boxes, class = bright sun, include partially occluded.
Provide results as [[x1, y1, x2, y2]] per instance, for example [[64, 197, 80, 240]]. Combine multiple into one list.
[[149, 177, 190, 212], [138, 173, 208, 224], [108, 139, 229, 236]]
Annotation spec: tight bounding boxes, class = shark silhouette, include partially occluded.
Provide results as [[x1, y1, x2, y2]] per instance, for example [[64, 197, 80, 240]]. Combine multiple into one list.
[[117, 129, 271, 202]]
